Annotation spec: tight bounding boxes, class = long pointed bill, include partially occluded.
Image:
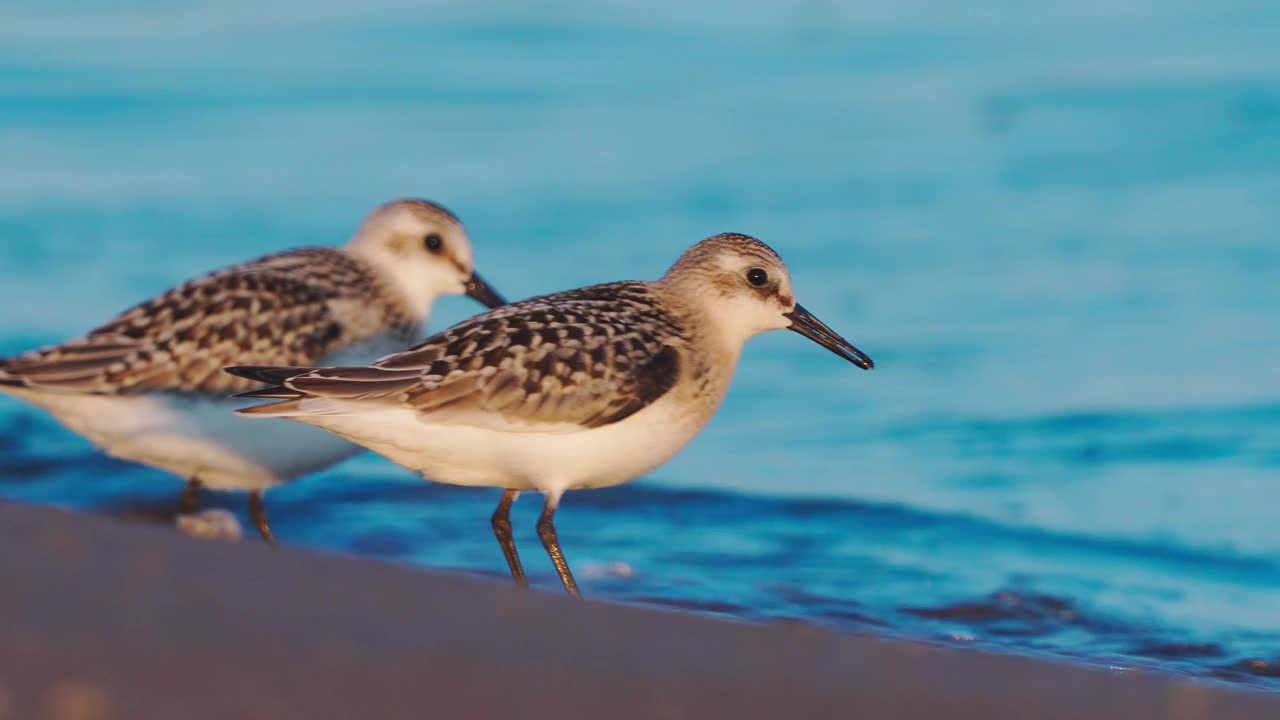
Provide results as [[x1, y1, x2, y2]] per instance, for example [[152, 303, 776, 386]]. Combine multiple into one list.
[[464, 271, 507, 308], [784, 303, 874, 369]]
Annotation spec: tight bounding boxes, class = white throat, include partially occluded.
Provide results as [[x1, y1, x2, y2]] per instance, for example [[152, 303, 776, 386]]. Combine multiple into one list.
[[344, 247, 443, 325]]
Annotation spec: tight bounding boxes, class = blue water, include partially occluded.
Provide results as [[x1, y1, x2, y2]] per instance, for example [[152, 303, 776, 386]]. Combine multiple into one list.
[[3, 0, 1280, 688]]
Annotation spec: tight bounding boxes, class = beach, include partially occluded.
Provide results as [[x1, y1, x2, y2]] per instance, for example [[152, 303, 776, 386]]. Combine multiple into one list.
[[2, 501, 1277, 720]]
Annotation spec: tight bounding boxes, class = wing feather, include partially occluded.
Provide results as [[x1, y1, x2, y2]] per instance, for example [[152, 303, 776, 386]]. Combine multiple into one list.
[[261, 282, 687, 432], [0, 249, 416, 396]]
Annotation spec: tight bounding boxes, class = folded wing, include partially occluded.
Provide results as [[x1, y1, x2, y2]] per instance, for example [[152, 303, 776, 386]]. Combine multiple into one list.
[[236, 282, 687, 433], [0, 249, 415, 396]]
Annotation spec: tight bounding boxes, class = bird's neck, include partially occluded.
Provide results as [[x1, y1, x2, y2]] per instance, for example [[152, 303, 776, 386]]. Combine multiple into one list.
[[659, 291, 746, 427], [345, 247, 434, 326]]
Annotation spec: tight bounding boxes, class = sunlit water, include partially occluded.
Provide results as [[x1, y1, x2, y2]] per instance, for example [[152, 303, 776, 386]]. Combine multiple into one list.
[[2, 0, 1279, 689]]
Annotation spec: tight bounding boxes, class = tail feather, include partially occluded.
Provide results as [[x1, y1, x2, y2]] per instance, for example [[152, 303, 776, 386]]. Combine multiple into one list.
[[227, 365, 311, 414], [235, 396, 366, 418], [223, 365, 316, 385], [233, 385, 303, 399], [235, 398, 308, 417], [0, 360, 31, 390], [227, 364, 411, 418], [0, 357, 18, 387], [0, 369, 96, 395]]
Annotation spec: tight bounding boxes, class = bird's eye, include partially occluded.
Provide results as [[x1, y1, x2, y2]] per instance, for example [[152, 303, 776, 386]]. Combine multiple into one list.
[[424, 233, 444, 253], [746, 268, 769, 287]]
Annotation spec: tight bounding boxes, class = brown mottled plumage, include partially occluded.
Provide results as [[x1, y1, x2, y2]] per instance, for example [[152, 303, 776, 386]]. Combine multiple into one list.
[[230, 232, 874, 594], [234, 282, 687, 430], [0, 248, 418, 395], [0, 197, 508, 545]]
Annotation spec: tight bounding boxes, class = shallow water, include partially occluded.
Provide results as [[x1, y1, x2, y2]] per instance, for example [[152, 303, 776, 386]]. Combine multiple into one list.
[[2, 0, 1280, 689]]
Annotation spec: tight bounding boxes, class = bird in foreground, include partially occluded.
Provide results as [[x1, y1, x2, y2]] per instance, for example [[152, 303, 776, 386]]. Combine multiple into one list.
[[0, 198, 506, 544], [228, 233, 872, 595]]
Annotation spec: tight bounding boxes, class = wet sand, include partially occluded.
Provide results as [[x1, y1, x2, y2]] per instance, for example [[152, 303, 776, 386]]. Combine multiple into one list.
[[1, 501, 1276, 720]]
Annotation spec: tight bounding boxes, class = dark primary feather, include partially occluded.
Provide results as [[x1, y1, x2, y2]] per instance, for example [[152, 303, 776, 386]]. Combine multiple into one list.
[[271, 282, 688, 430], [0, 249, 417, 395], [224, 365, 319, 387]]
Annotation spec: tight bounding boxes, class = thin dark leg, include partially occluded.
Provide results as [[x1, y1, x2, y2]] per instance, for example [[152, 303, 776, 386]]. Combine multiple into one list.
[[490, 489, 527, 588], [248, 491, 278, 547], [536, 498, 581, 598], [179, 478, 202, 516]]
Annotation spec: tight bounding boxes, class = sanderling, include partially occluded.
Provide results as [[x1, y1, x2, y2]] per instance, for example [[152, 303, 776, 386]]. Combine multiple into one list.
[[228, 232, 872, 594], [0, 198, 506, 544]]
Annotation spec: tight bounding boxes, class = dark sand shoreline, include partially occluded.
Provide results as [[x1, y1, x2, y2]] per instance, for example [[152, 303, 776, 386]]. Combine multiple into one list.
[[2, 501, 1277, 720]]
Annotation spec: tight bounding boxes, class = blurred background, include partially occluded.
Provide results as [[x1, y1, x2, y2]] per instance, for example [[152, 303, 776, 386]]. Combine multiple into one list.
[[1, 0, 1278, 686]]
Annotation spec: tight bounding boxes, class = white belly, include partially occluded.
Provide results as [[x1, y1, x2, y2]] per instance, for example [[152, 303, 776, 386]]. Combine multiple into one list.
[[0, 330, 419, 491], [291, 390, 707, 500], [3, 387, 363, 492]]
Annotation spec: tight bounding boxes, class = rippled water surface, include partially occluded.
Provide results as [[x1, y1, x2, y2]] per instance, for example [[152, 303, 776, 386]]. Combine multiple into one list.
[[2, 0, 1279, 688]]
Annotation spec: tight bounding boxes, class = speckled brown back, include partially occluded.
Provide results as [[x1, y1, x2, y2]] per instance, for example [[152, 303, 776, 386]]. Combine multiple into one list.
[[0, 248, 418, 395], [276, 281, 689, 430]]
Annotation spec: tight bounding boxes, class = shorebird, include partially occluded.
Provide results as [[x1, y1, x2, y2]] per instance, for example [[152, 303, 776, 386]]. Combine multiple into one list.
[[0, 198, 506, 544], [228, 232, 872, 595]]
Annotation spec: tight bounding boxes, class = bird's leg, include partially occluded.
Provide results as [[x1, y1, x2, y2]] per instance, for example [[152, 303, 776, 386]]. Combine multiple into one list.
[[179, 478, 202, 516], [248, 491, 278, 547], [536, 495, 581, 598], [490, 489, 527, 587]]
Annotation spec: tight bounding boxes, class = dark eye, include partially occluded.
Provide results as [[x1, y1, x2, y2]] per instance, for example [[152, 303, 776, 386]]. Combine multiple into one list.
[[424, 233, 444, 253], [746, 268, 769, 287]]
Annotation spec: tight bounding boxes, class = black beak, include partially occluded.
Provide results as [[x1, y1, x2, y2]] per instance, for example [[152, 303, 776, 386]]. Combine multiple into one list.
[[464, 271, 507, 309], [784, 303, 874, 370]]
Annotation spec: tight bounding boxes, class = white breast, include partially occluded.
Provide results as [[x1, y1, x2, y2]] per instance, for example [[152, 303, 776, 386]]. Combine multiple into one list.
[[288, 387, 710, 499]]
